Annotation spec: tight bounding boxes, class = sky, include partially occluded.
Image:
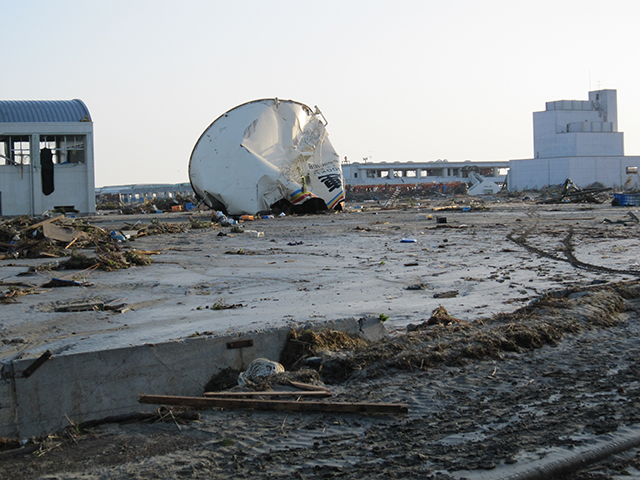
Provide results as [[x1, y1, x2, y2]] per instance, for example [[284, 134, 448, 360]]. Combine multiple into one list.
[[3, 0, 640, 187]]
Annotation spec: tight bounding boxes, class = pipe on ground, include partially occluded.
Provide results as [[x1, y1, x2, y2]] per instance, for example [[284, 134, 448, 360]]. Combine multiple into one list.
[[505, 427, 640, 480]]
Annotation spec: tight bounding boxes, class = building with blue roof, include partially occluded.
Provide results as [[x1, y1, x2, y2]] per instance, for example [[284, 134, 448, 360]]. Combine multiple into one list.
[[0, 99, 95, 216]]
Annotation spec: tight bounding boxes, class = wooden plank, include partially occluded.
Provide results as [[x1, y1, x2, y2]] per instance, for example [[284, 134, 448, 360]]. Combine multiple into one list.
[[284, 380, 332, 392], [139, 394, 408, 414], [203, 390, 332, 398], [21, 215, 64, 232]]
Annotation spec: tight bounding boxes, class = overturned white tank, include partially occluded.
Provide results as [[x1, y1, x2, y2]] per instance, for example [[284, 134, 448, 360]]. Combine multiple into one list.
[[189, 98, 345, 216]]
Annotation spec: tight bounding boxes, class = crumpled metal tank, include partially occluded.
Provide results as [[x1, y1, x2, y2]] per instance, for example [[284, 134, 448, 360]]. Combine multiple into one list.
[[189, 98, 345, 216]]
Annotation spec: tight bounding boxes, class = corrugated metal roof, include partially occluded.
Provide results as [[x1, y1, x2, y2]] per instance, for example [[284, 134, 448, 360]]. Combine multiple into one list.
[[0, 99, 92, 123]]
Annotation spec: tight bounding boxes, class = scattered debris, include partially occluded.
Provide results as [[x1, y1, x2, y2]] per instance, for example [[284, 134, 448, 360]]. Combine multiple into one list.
[[627, 211, 640, 223], [53, 299, 129, 313], [433, 290, 459, 299], [0, 285, 38, 304], [238, 358, 285, 387], [42, 223, 89, 244], [407, 306, 465, 331], [55, 302, 105, 312], [137, 220, 187, 236], [210, 298, 244, 310], [432, 203, 488, 212], [40, 278, 93, 288], [406, 283, 429, 290], [538, 178, 611, 204], [188, 218, 213, 229], [224, 249, 253, 255], [58, 250, 152, 272]]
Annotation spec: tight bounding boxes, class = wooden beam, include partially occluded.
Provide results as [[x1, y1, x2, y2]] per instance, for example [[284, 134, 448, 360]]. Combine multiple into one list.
[[139, 394, 408, 415], [203, 390, 332, 398]]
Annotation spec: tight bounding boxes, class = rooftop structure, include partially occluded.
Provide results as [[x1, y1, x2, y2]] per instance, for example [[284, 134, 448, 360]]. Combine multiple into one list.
[[533, 89, 622, 159]]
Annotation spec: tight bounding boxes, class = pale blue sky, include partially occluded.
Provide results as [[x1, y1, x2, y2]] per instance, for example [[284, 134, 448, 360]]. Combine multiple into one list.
[[3, 0, 639, 187]]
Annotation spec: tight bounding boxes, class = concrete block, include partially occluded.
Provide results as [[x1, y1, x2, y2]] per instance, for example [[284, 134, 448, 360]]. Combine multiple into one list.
[[0, 327, 290, 439], [358, 316, 389, 342]]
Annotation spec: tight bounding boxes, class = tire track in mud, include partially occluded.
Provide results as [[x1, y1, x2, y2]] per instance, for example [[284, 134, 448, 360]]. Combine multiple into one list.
[[507, 224, 640, 277]]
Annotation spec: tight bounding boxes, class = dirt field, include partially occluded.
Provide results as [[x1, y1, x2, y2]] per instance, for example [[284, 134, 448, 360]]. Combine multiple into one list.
[[2, 199, 640, 479]]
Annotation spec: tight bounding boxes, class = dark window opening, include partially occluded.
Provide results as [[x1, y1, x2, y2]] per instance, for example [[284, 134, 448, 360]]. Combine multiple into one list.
[[40, 135, 86, 164]]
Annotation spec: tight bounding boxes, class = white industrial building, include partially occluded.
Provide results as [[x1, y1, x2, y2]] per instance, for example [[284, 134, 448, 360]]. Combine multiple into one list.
[[95, 183, 194, 204], [508, 89, 640, 191], [341, 160, 508, 195], [0, 99, 95, 216]]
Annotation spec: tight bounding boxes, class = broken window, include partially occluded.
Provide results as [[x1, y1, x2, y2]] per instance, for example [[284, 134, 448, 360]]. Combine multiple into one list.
[[39, 135, 86, 164], [0, 136, 30, 165]]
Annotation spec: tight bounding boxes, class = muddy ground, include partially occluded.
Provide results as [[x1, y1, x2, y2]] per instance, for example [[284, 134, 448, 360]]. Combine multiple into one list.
[[2, 200, 640, 479]]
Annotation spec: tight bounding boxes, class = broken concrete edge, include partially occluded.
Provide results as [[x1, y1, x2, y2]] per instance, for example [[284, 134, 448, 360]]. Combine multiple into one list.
[[0, 316, 388, 440], [300, 316, 389, 343]]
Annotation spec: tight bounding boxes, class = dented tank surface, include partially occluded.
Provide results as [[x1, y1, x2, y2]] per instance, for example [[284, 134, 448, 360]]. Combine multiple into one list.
[[188, 98, 345, 216]]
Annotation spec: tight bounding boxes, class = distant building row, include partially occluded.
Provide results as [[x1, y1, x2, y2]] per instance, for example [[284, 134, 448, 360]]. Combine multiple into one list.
[[344, 89, 640, 193]]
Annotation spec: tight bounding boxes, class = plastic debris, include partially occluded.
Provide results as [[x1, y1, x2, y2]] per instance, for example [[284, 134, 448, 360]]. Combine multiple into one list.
[[110, 231, 129, 242], [238, 358, 285, 386]]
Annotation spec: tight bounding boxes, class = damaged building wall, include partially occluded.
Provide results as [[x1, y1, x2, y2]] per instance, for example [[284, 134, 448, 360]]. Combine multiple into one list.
[[0, 100, 96, 216], [189, 98, 345, 216]]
